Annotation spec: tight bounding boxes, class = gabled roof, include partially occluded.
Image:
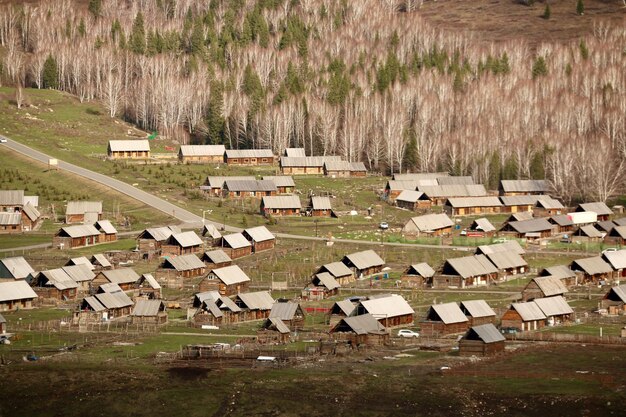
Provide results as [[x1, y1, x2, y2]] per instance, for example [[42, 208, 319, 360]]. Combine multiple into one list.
[[321, 262, 353, 278], [485, 252, 528, 270], [406, 263, 435, 278], [0, 280, 38, 302], [210, 265, 250, 285], [108, 140, 150, 152], [222, 233, 252, 249], [396, 190, 424, 203], [324, 160, 367, 172], [0, 190, 24, 206], [359, 295, 414, 319], [205, 176, 255, 188], [343, 250, 385, 271], [67, 256, 95, 270], [609, 225, 626, 239], [511, 302, 547, 321], [202, 249, 232, 264], [138, 226, 176, 242], [35, 269, 78, 290], [446, 196, 503, 208], [571, 257, 613, 275], [386, 180, 419, 192], [408, 213, 454, 232], [602, 249, 626, 270], [261, 195, 302, 209], [500, 180, 547, 193], [530, 276, 568, 297], [66, 201, 102, 215], [243, 226, 275, 242], [139, 273, 160, 289], [170, 231, 203, 248], [536, 197, 564, 210], [95, 290, 133, 309], [334, 314, 386, 335], [0, 212, 21, 225], [179, 144, 225, 157], [533, 296, 573, 317], [269, 302, 302, 321], [459, 300, 496, 318], [98, 268, 140, 285], [614, 217, 626, 227], [22, 202, 40, 221], [91, 254, 111, 268], [310, 196, 332, 210], [500, 195, 550, 206], [223, 179, 277, 192], [132, 299, 165, 316], [420, 184, 488, 199], [285, 148, 306, 157], [576, 202, 612, 216], [464, 323, 505, 343], [576, 225, 603, 238], [226, 149, 274, 158], [61, 264, 95, 283], [0, 256, 35, 279], [95, 220, 117, 234], [550, 215, 574, 227], [236, 291, 274, 310], [605, 285, 626, 303], [263, 176, 296, 188], [82, 296, 106, 312], [508, 212, 534, 222], [266, 317, 291, 334], [595, 220, 616, 233], [280, 156, 341, 167], [332, 300, 356, 316], [163, 254, 205, 271], [444, 255, 498, 279], [313, 272, 341, 290], [202, 224, 222, 239], [427, 302, 468, 324], [504, 218, 553, 233], [541, 265, 576, 280], [472, 218, 495, 233], [476, 241, 526, 255], [57, 224, 100, 238]]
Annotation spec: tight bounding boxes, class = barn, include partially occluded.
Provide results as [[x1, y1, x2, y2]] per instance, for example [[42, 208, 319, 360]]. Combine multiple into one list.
[[500, 302, 546, 331], [260, 195, 302, 217], [107, 140, 150, 159], [221, 233, 253, 259], [354, 294, 414, 327], [458, 324, 506, 357], [178, 145, 225, 164], [402, 213, 454, 237], [0, 280, 38, 311], [400, 262, 435, 288], [459, 299, 497, 326], [225, 149, 274, 165], [341, 250, 385, 278], [242, 226, 276, 253], [420, 302, 469, 336]]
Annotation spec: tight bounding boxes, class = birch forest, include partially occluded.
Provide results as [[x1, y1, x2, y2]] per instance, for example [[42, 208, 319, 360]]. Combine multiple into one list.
[[0, 0, 624, 202]]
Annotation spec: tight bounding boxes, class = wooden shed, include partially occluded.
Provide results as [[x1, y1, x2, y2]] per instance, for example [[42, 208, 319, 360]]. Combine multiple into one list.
[[533, 296, 574, 325], [435, 255, 498, 288], [570, 256, 614, 284], [131, 299, 167, 325], [402, 213, 454, 237], [242, 226, 276, 253], [355, 294, 414, 327], [269, 301, 305, 331], [0, 256, 35, 281], [500, 302, 546, 332], [576, 202, 613, 222], [136, 273, 161, 299], [107, 140, 150, 159], [342, 250, 385, 278], [420, 302, 469, 336], [521, 276, 568, 302], [234, 291, 275, 321], [30, 269, 78, 301], [600, 284, 626, 315], [260, 195, 302, 217], [459, 324, 506, 357], [220, 233, 253, 259], [202, 224, 223, 246], [225, 149, 274, 165], [159, 254, 206, 278], [602, 249, 626, 278], [64, 201, 103, 224], [395, 190, 430, 211], [323, 161, 367, 177], [263, 176, 296, 194], [605, 226, 626, 245], [308, 196, 335, 217], [0, 212, 22, 234], [316, 262, 354, 285], [191, 293, 242, 326], [533, 197, 565, 217], [94, 220, 118, 243], [201, 264, 250, 296], [162, 231, 204, 256], [385, 180, 419, 200], [53, 225, 101, 249], [202, 176, 255, 197], [400, 263, 435, 288], [61, 264, 96, 292], [330, 314, 389, 347], [303, 272, 340, 300], [539, 265, 579, 287], [484, 251, 528, 278], [548, 215, 575, 234], [136, 226, 180, 256], [459, 299, 497, 326], [92, 268, 140, 292], [178, 145, 225, 164], [499, 218, 554, 239], [0, 280, 38, 311], [201, 249, 233, 270]]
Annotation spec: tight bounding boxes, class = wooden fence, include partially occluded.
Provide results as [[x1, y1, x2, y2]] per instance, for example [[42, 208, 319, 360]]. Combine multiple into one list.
[[505, 332, 626, 345]]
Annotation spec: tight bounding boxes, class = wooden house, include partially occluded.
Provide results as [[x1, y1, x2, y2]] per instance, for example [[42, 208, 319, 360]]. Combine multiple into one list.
[[202, 176, 255, 197], [30, 269, 78, 301], [444, 196, 503, 216], [576, 202, 612, 221], [499, 218, 553, 239], [0, 280, 38, 311], [499, 195, 548, 214], [385, 180, 419, 200], [178, 145, 225, 164], [220, 233, 253, 259], [570, 257, 613, 284], [328, 300, 357, 325], [395, 190, 430, 211], [534, 197, 565, 217], [284, 148, 306, 157], [484, 251, 528, 278], [61, 264, 95, 292], [323, 161, 367, 177], [65, 201, 103, 224], [131, 299, 167, 325], [94, 220, 118, 243], [162, 231, 203, 256], [260, 195, 302, 217], [0, 256, 35, 281], [600, 285, 626, 315], [20, 203, 41, 231], [263, 176, 296, 194], [420, 184, 488, 206], [572, 225, 603, 243], [459, 324, 506, 357], [400, 263, 435, 288], [279, 156, 341, 175], [201, 249, 232, 270], [533, 296, 574, 325], [242, 226, 276, 253], [354, 294, 414, 327], [595, 220, 616, 235], [500, 302, 546, 331], [468, 218, 496, 236], [66, 256, 95, 271], [330, 314, 389, 346], [420, 302, 469, 336], [192, 293, 242, 327], [316, 262, 354, 285], [81, 283, 134, 319], [202, 224, 222, 246], [549, 215, 574, 234], [521, 276, 568, 302], [107, 140, 150, 159], [499, 180, 547, 196], [136, 273, 161, 299], [259, 317, 291, 344], [159, 254, 206, 278], [53, 225, 101, 249], [308, 196, 335, 217], [476, 241, 526, 256], [92, 268, 140, 292], [0, 190, 25, 212], [342, 250, 385, 278], [136, 226, 180, 255], [402, 213, 454, 237], [268, 301, 305, 330], [222, 179, 277, 199], [201, 265, 250, 296], [435, 255, 498, 288], [602, 249, 626, 278], [234, 291, 275, 320], [90, 254, 112, 270], [539, 265, 579, 287], [303, 272, 340, 300], [225, 149, 274, 166], [459, 300, 497, 326], [0, 212, 22, 233], [605, 226, 626, 245]]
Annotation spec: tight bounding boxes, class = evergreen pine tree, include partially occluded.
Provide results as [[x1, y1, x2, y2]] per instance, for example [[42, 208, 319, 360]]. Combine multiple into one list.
[[542, 3, 551, 19], [78, 18, 86, 37], [42, 55, 58, 89], [206, 81, 225, 143], [576, 0, 584, 15], [579, 39, 589, 60], [402, 133, 418, 172], [88, 0, 102, 19], [130, 12, 146, 54], [532, 56, 548, 79]]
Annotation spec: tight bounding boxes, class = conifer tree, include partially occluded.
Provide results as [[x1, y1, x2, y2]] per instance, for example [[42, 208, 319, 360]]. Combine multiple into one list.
[[130, 12, 146, 54], [542, 3, 551, 19], [532, 56, 548, 79], [42, 55, 58, 89], [88, 0, 102, 19], [576, 0, 584, 15]]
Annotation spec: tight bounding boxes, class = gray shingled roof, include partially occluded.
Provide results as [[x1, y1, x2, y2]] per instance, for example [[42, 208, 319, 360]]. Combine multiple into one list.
[[550, 215, 574, 227], [602, 249, 626, 270], [22, 203, 40, 222], [280, 156, 341, 167], [262, 195, 302, 209], [614, 217, 626, 227], [577, 202, 612, 216], [333, 300, 356, 316], [343, 250, 385, 271], [536, 197, 565, 210], [531, 276, 568, 297], [284, 148, 306, 157], [335, 314, 385, 335], [313, 272, 341, 290], [500, 180, 547, 193], [477, 241, 526, 255], [203, 249, 232, 264], [446, 196, 502, 208], [139, 273, 160, 289], [500, 195, 550, 206], [132, 299, 165, 316], [485, 252, 528, 270], [95, 290, 133, 309], [419, 184, 488, 198], [263, 176, 296, 188], [0, 190, 24, 205], [445, 255, 498, 279], [58, 225, 100, 238], [95, 220, 117, 235], [243, 226, 275, 242], [387, 180, 419, 192], [472, 218, 496, 232], [0, 212, 21, 225], [61, 264, 95, 283], [541, 265, 576, 280], [360, 295, 414, 319], [202, 224, 222, 240], [0, 280, 38, 302], [571, 256, 613, 275], [511, 302, 547, 321], [66, 201, 103, 215], [436, 176, 474, 185], [108, 140, 150, 152], [34, 269, 78, 290], [322, 262, 353, 278], [205, 176, 255, 188], [0, 256, 35, 279], [428, 302, 468, 324], [170, 231, 203, 248], [465, 323, 505, 343], [533, 296, 573, 317], [324, 161, 367, 172], [396, 190, 424, 203], [210, 265, 250, 285], [139, 226, 176, 241], [267, 317, 291, 334], [269, 302, 302, 321], [406, 263, 435, 278], [224, 179, 277, 192], [236, 291, 274, 310], [311, 196, 332, 210], [91, 254, 111, 268], [179, 145, 225, 156], [163, 254, 205, 271], [222, 233, 252, 249], [99, 268, 140, 285], [225, 149, 274, 158], [460, 300, 496, 318], [577, 225, 603, 238], [408, 213, 454, 232], [504, 218, 553, 233]]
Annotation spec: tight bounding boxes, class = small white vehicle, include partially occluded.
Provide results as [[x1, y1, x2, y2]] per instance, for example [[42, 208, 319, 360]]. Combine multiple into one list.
[[0, 137, 7, 143], [602, 248, 618, 254], [379, 222, 389, 230], [397, 329, 420, 338]]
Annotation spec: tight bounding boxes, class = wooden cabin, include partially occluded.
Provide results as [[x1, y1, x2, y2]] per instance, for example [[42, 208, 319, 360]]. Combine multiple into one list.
[[572, 225, 604, 243], [234, 291, 275, 321], [499, 195, 548, 214], [459, 324, 506, 357], [202, 224, 222, 246], [330, 314, 389, 346], [549, 215, 574, 234], [201, 265, 250, 296], [222, 180, 277, 199], [260, 195, 302, 217], [178, 145, 225, 164], [342, 250, 385, 278], [605, 226, 626, 245], [533, 296, 574, 325], [263, 176, 296, 194], [107, 140, 150, 159], [395, 190, 430, 211], [225, 149, 274, 165], [420, 302, 469, 336], [602, 249, 626, 278], [303, 272, 340, 300], [202, 176, 255, 197], [500, 302, 546, 331], [534, 197, 565, 217], [0, 212, 22, 234], [0, 281, 38, 311], [159, 254, 206, 279], [279, 156, 340, 175], [161, 231, 203, 256], [600, 285, 626, 315], [484, 251, 528, 279], [130, 299, 167, 325], [53, 225, 101, 249], [242, 226, 276, 253], [459, 300, 497, 326], [435, 255, 498, 288], [499, 218, 553, 239], [136, 226, 180, 256], [137, 273, 162, 299], [94, 220, 118, 243], [64, 201, 103, 224], [402, 213, 454, 237], [220, 233, 253, 259], [521, 276, 568, 302], [315, 262, 354, 285], [92, 268, 140, 292], [308, 196, 335, 217], [191, 293, 242, 326], [354, 294, 414, 327], [30, 269, 78, 301], [576, 202, 613, 222], [201, 249, 232, 270], [444, 196, 503, 216], [61, 264, 96, 293], [323, 161, 367, 177], [268, 302, 305, 331], [570, 257, 614, 285], [385, 180, 419, 200], [400, 263, 435, 288]]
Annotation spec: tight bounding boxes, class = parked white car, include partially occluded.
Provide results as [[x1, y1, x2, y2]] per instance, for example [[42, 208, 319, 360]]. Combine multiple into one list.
[[397, 329, 420, 338], [602, 248, 618, 254], [0, 137, 7, 143]]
